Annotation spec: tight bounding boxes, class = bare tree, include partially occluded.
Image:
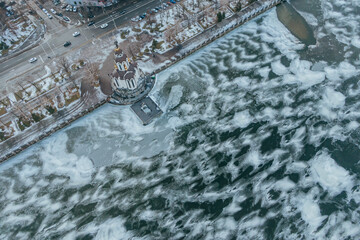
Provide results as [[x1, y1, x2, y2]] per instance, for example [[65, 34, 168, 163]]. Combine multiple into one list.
[[27, 80, 41, 93], [219, 0, 230, 7], [84, 61, 100, 86], [58, 57, 77, 87], [12, 101, 30, 120], [174, 21, 182, 38], [0, 9, 7, 31], [165, 27, 176, 44], [180, 4, 186, 19], [0, 117, 6, 126], [58, 57, 71, 76], [147, 12, 156, 26], [0, 98, 8, 107]]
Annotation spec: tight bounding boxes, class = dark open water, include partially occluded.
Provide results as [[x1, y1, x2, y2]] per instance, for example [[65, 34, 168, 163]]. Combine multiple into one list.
[[1, 0, 360, 239]]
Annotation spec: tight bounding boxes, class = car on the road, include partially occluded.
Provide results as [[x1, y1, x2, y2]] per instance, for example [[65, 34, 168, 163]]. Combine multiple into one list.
[[63, 41, 71, 47], [72, 31, 80, 37], [28, 57, 37, 63], [100, 23, 108, 29], [88, 20, 95, 26], [120, 10, 126, 14], [50, 8, 56, 14]]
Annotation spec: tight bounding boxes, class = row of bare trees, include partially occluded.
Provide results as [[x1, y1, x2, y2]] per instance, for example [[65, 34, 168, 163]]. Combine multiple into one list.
[[0, 56, 100, 130]]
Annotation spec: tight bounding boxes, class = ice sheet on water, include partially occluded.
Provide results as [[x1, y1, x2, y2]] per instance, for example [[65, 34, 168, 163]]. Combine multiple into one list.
[[271, 60, 289, 75], [300, 198, 326, 231], [95, 218, 133, 240], [310, 151, 353, 196], [233, 109, 252, 128], [1, 0, 360, 239], [40, 132, 94, 186]]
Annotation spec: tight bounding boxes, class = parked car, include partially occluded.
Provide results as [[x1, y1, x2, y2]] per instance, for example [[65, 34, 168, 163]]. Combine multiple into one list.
[[88, 13, 94, 18], [28, 57, 37, 63], [120, 10, 126, 14], [152, 8, 158, 13], [63, 41, 71, 47], [63, 16, 70, 21], [53, 0, 60, 6], [61, 4, 67, 9], [88, 20, 95, 26], [57, 12, 63, 17], [100, 23, 108, 29], [50, 8, 56, 14], [170, 0, 176, 4], [72, 31, 80, 37], [47, 13, 53, 19], [42, 8, 47, 13], [73, 6, 77, 12]]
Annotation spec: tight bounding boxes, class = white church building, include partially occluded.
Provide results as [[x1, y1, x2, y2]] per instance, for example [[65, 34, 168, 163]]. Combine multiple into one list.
[[111, 48, 144, 91]]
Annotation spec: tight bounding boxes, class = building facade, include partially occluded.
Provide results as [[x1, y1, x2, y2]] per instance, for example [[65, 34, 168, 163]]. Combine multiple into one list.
[[111, 48, 144, 91]]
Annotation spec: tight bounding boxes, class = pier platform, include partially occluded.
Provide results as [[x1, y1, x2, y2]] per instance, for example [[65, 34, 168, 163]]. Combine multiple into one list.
[[130, 97, 162, 125]]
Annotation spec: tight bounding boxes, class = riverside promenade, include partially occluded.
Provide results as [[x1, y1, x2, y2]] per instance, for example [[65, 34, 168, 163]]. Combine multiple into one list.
[[0, 0, 285, 164]]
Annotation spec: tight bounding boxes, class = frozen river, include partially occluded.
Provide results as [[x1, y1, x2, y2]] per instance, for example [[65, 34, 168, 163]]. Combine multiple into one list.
[[1, 0, 360, 239]]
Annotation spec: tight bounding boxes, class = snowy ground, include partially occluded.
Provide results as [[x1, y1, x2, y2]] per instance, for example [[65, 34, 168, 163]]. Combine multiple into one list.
[[0, 18, 35, 56]]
